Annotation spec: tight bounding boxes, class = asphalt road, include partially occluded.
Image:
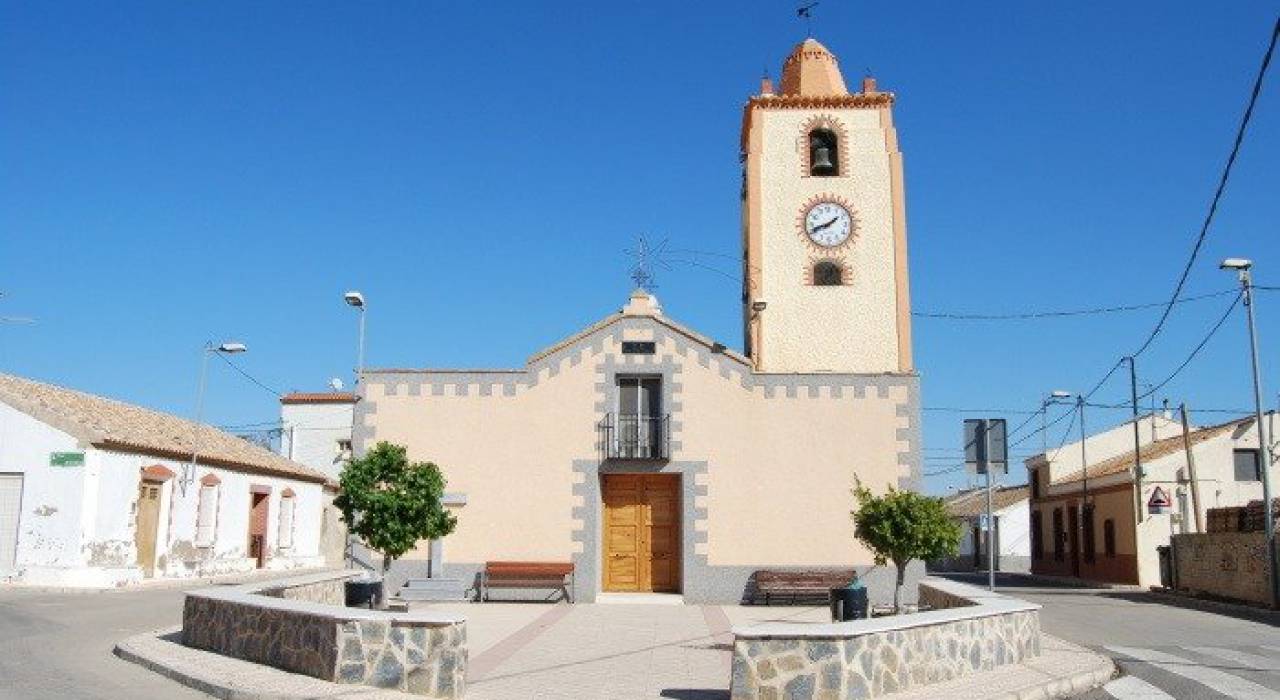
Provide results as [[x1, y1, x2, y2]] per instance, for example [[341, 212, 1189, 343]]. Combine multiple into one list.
[[937, 572, 1280, 699], [1, 579, 235, 700]]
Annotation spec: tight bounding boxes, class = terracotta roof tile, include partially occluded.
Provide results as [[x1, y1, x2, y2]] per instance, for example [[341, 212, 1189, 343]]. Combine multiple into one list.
[[0, 373, 327, 483], [1050, 419, 1245, 487], [279, 392, 358, 404], [944, 486, 1029, 518]]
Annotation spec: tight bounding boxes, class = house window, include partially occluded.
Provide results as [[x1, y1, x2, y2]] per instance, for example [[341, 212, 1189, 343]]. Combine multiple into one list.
[[278, 490, 296, 550], [1029, 469, 1040, 500], [809, 129, 839, 176], [336, 439, 353, 460], [194, 479, 220, 547], [1052, 508, 1064, 562], [621, 341, 656, 354], [813, 260, 843, 286], [1104, 519, 1116, 558], [1030, 511, 1043, 560], [1234, 449, 1261, 482]]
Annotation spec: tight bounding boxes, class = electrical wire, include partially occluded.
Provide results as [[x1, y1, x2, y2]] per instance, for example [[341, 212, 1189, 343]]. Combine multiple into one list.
[[1125, 15, 1279, 360], [213, 352, 282, 398], [914, 289, 1237, 320]]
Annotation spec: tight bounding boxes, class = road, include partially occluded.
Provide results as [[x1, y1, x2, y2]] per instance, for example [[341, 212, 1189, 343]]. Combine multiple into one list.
[[0, 574, 304, 700], [939, 572, 1280, 699]]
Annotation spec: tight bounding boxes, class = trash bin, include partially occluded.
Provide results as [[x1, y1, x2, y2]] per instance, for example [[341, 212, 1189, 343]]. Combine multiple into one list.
[[829, 577, 868, 622], [345, 578, 384, 609], [1156, 546, 1172, 589]]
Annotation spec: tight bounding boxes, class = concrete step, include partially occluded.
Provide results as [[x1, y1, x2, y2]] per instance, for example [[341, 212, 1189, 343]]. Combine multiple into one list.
[[399, 578, 469, 601]]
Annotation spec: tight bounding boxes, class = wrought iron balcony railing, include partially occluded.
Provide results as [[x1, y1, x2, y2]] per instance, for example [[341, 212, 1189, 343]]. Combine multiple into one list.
[[597, 413, 670, 461]]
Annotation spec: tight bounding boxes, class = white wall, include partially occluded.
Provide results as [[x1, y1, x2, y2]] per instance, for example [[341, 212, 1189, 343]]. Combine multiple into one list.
[[0, 401, 88, 577], [280, 402, 354, 482]]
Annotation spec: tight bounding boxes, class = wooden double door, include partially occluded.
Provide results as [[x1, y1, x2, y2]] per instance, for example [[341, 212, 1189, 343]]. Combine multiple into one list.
[[603, 473, 680, 592]]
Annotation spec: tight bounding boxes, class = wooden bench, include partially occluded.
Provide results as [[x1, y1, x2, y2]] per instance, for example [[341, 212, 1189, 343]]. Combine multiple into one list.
[[481, 561, 575, 603], [753, 569, 857, 605]]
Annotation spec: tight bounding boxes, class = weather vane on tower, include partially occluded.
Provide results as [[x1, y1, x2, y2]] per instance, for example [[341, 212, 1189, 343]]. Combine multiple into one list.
[[796, 2, 819, 36], [625, 235, 672, 292]]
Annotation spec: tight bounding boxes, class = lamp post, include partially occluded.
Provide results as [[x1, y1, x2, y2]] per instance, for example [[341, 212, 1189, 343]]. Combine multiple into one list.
[[1040, 390, 1073, 454], [1220, 257, 1277, 608], [344, 291, 366, 385], [184, 341, 247, 493]]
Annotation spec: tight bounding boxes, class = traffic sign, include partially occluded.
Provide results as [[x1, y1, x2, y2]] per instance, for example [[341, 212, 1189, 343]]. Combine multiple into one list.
[[1147, 486, 1172, 515]]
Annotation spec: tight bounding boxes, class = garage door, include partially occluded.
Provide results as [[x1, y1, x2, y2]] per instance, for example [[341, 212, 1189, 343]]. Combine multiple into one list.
[[0, 474, 23, 576]]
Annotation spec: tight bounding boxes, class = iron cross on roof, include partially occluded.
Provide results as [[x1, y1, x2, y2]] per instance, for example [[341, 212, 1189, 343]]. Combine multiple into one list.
[[626, 235, 671, 291]]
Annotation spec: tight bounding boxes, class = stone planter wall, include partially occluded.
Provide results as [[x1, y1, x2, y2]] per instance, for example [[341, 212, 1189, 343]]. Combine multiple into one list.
[[181, 571, 466, 698], [1172, 532, 1276, 607], [729, 578, 1040, 699]]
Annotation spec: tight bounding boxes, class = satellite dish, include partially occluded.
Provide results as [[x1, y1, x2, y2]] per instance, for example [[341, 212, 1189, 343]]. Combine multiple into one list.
[[329, 378, 345, 391]]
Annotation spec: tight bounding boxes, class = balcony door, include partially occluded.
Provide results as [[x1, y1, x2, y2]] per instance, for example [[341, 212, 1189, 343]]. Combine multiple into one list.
[[617, 377, 662, 459]]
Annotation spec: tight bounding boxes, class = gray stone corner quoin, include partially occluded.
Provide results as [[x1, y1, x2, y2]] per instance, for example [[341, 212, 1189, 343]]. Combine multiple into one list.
[[729, 579, 1042, 699], [180, 571, 467, 698]]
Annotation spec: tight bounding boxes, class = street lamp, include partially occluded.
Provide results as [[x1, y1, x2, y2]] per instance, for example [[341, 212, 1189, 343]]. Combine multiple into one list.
[[1040, 390, 1073, 454], [344, 290, 366, 385], [1220, 257, 1277, 608], [183, 341, 247, 492]]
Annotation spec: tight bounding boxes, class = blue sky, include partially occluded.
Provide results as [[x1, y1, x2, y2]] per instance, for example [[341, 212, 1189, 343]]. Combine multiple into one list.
[[3, 2, 1278, 494]]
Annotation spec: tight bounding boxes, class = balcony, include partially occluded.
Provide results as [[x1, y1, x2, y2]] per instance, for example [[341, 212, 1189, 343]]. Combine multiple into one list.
[[598, 413, 670, 461]]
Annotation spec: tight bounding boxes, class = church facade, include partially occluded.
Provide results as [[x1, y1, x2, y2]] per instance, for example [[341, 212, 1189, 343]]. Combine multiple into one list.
[[354, 38, 921, 604]]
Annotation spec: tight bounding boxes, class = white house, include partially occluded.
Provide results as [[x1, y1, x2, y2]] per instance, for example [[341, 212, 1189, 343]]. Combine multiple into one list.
[[0, 373, 330, 587], [278, 391, 357, 566], [934, 485, 1031, 573]]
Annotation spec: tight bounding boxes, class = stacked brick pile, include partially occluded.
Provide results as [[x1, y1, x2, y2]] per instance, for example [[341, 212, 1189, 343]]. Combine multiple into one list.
[[1207, 506, 1248, 533], [1244, 498, 1280, 533]]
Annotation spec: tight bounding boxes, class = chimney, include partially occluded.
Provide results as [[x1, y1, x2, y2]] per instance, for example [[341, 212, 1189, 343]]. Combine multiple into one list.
[[861, 76, 877, 94]]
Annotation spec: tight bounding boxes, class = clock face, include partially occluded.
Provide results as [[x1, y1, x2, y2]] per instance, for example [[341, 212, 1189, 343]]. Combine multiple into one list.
[[803, 201, 853, 248]]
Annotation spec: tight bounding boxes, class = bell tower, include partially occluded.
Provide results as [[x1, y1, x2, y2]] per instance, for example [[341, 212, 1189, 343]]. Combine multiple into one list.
[[741, 38, 913, 374]]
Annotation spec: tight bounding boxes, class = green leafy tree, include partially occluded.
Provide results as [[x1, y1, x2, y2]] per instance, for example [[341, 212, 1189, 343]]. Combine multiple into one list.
[[334, 442, 457, 576], [851, 480, 961, 611]]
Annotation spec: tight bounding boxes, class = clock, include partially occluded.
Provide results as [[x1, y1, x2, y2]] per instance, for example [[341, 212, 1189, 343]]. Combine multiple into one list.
[[802, 199, 855, 248]]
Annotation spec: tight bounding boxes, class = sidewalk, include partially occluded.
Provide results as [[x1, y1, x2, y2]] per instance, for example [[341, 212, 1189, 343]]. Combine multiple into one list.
[[117, 602, 1114, 700]]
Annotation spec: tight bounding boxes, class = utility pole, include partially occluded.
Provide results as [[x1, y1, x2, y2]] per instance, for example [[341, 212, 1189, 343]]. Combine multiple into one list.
[[1179, 403, 1203, 533], [1128, 357, 1145, 523], [1078, 394, 1089, 571]]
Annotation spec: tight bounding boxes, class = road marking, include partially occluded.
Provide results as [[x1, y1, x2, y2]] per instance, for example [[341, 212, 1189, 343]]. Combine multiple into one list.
[[1185, 646, 1280, 672], [1107, 646, 1277, 700], [1102, 675, 1175, 699]]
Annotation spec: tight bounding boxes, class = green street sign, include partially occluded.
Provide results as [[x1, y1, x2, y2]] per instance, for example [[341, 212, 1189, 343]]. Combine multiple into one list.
[[50, 451, 85, 467]]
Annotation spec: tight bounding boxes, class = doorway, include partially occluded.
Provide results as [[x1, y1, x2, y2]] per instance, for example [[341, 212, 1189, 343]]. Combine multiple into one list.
[[602, 473, 680, 592], [248, 490, 270, 568], [0, 474, 24, 576], [135, 480, 162, 577], [1067, 504, 1081, 577], [616, 377, 663, 459]]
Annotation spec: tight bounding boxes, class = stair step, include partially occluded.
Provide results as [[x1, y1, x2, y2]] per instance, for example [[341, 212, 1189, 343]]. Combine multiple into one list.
[[404, 578, 467, 591], [399, 578, 469, 601]]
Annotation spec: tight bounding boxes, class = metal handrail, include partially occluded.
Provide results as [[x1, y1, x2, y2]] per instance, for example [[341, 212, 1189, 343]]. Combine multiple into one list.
[[598, 413, 670, 460]]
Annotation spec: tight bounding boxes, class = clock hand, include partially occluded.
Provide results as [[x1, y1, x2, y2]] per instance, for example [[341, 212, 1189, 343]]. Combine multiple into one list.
[[812, 216, 839, 233]]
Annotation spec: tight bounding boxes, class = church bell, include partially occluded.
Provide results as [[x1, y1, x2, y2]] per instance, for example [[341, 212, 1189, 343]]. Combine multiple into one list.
[[811, 144, 835, 174]]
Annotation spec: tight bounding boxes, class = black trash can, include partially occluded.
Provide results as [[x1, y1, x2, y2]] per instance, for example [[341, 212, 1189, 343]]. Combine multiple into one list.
[[345, 579, 384, 609], [830, 580, 868, 622], [1156, 545, 1173, 589]]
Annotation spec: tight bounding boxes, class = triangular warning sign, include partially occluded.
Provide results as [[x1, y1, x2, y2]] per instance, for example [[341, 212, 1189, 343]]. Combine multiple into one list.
[[1148, 486, 1172, 509]]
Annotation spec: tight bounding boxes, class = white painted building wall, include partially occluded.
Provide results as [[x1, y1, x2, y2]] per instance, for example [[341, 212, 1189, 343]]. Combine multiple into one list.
[[950, 497, 1031, 572], [0, 399, 327, 587], [280, 402, 354, 482]]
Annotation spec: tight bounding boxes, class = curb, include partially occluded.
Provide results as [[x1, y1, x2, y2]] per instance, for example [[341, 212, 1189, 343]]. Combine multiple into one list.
[[1003, 663, 1117, 700], [1144, 588, 1280, 623], [114, 629, 250, 700]]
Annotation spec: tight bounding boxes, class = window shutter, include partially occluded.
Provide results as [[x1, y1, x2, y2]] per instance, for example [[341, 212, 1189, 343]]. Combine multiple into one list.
[[278, 497, 295, 549], [195, 485, 217, 546]]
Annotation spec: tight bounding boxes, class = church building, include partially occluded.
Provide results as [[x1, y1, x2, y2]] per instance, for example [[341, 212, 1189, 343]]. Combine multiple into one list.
[[354, 38, 921, 604]]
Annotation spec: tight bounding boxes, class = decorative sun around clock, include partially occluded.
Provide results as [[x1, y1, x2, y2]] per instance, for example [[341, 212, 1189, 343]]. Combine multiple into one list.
[[799, 196, 857, 249]]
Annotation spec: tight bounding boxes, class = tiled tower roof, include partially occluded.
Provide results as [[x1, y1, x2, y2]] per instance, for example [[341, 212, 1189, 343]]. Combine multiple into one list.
[[779, 38, 848, 97]]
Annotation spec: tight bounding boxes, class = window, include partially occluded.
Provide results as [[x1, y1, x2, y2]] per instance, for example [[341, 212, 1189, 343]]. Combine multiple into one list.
[[1234, 449, 1261, 482], [1104, 519, 1116, 558], [621, 341, 656, 355], [277, 491, 296, 550], [336, 439, 353, 460], [813, 261, 843, 286], [808, 129, 839, 176], [194, 477, 220, 547], [1029, 469, 1040, 500], [616, 376, 663, 459], [1030, 511, 1044, 560], [1052, 508, 1064, 562]]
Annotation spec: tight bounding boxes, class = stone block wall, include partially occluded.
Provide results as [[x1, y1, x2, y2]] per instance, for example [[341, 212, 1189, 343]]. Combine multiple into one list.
[[730, 579, 1041, 699], [182, 572, 466, 698], [1172, 532, 1276, 606]]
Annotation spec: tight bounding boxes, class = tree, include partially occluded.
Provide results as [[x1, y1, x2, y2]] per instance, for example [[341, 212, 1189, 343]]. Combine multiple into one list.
[[851, 480, 961, 612], [334, 442, 458, 576]]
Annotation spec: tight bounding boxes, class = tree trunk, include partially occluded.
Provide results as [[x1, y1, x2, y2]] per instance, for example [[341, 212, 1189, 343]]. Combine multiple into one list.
[[382, 552, 392, 577], [894, 559, 906, 613]]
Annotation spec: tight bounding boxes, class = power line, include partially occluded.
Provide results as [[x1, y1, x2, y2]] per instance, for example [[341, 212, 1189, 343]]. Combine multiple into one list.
[[213, 352, 282, 398], [922, 406, 1039, 415], [1126, 15, 1278, 360], [915, 289, 1237, 321]]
